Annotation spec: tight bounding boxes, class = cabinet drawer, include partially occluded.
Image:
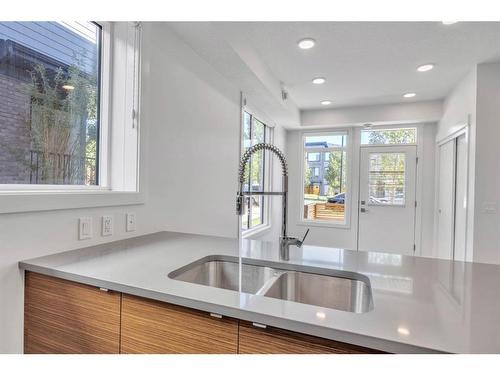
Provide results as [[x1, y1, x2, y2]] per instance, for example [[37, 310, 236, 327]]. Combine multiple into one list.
[[238, 321, 382, 354], [24, 272, 121, 354], [121, 294, 239, 353]]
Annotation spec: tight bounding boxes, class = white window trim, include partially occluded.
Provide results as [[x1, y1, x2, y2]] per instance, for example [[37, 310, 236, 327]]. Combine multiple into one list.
[[299, 129, 352, 229], [0, 22, 145, 214]]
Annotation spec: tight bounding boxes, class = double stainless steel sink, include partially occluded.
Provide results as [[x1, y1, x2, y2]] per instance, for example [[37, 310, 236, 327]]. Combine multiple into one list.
[[168, 256, 373, 313]]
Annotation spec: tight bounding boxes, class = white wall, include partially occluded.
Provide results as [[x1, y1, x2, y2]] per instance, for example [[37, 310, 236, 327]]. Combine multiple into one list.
[[473, 63, 500, 264], [301, 100, 443, 128], [146, 23, 242, 239]]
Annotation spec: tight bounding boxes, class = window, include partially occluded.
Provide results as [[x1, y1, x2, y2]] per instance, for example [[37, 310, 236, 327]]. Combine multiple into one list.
[[0, 22, 102, 186], [361, 128, 417, 145], [368, 152, 406, 206], [241, 112, 269, 231], [303, 132, 348, 224], [307, 152, 320, 162]]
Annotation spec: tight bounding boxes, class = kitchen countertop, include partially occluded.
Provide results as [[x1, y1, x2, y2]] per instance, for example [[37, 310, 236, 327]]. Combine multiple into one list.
[[19, 231, 500, 354]]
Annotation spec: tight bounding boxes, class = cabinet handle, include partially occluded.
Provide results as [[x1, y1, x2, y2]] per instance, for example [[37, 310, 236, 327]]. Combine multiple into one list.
[[252, 322, 267, 329], [99, 287, 109, 292], [210, 313, 223, 319]]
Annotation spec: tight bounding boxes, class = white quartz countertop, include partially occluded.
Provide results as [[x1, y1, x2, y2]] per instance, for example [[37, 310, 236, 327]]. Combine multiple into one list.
[[19, 231, 500, 353]]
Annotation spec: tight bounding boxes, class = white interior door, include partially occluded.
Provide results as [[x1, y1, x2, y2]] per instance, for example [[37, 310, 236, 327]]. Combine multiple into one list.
[[437, 139, 456, 259], [358, 146, 417, 255], [453, 134, 468, 261]]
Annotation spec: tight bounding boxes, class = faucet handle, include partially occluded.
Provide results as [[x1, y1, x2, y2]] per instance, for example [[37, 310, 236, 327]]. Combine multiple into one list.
[[298, 228, 310, 247]]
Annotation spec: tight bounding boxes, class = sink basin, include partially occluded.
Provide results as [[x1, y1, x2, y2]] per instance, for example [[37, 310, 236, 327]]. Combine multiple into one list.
[[263, 271, 373, 313], [169, 256, 373, 313], [169, 258, 278, 294]]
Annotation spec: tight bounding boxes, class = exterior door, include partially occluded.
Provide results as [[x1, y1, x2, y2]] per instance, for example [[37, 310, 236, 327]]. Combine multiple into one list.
[[358, 146, 417, 255]]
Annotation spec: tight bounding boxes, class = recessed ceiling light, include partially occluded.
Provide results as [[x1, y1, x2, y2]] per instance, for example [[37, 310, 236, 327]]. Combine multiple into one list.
[[298, 38, 315, 49], [321, 100, 332, 105], [417, 64, 434, 72], [62, 84, 75, 91], [312, 77, 326, 85], [442, 21, 458, 25], [403, 92, 416, 98]]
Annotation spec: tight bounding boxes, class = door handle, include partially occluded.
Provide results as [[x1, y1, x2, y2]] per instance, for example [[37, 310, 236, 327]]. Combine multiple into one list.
[[360, 207, 367, 213]]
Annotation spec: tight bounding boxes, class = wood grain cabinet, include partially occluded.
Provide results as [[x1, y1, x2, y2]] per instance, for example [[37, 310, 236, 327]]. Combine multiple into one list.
[[24, 273, 380, 354], [24, 272, 121, 354], [120, 294, 239, 353], [238, 321, 380, 354]]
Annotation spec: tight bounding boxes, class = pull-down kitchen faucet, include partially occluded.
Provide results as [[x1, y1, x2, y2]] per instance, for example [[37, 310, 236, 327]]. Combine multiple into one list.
[[236, 143, 309, 261]]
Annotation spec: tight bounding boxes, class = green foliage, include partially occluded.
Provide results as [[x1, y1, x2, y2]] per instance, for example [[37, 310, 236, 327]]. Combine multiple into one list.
[[367, 129, 415, 145], [304, 158, 312, 186], [369, 153, 405, 199], [324, 151, 346, 195]]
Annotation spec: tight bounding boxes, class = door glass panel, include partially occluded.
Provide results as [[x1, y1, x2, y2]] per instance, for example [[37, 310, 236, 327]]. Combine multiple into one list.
[[368, 153, 405, 206]]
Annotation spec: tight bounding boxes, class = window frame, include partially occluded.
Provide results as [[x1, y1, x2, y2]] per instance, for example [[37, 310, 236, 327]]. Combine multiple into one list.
[[240, 110, 272, 234], [300, 129, 352, 229], [0, 22, 144, 214]]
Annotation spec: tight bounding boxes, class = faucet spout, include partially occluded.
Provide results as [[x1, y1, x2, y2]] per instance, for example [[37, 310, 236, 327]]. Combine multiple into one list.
[[236, 143, 307, 261]]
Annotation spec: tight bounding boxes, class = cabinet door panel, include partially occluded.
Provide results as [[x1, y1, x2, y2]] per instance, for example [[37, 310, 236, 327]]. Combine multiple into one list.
[[121, 294, 238, 353], [24, 272, 121, 354], [238, 321, 381, 354]]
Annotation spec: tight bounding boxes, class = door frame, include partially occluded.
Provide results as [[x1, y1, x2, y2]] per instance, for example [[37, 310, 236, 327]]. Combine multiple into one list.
[[435, 122, 470, 261], [356, 144, 419, 254]]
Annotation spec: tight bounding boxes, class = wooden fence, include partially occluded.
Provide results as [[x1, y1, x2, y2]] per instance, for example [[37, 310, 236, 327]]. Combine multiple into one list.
[[304, 202, 345, 221], [304, 186, 320, 195]]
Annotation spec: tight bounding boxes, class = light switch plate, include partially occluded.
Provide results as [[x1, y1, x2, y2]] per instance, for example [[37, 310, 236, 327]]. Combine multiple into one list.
[[102, 215, 113, 236], [79, 217, 92, 240], [126, 212, 136, 232]]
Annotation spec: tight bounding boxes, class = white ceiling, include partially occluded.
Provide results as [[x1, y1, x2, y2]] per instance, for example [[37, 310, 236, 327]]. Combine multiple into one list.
[[173, 22, 500, 111]]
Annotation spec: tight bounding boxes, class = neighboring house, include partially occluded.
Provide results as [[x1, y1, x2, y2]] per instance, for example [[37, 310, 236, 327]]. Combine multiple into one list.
[[0, 22, 97, 184], [304, 141, 333, 196]]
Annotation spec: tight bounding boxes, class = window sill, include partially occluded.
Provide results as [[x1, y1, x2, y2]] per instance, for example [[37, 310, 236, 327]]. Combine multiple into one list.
[[298, 220, 350, 229], [242, 224, 271, 239], [0, 189, 146, 214]]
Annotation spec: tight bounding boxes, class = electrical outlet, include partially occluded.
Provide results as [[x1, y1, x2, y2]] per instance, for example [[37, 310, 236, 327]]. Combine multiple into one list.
[[79, 217, 92, 240], [482, 202, 498, 214], [102, 215, 113, 236], [126, 212, 136, 232]]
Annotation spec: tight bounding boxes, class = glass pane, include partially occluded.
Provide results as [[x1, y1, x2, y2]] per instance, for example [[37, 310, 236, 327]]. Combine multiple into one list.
[[242, 111, 251, 193], [361, 128, 416, 145], [368, 153, 406, 205], [250, 195, 264, 227], [241, 196, 250, 230], [0, 22, 101, 185], [241, 114, 267, 229], [250, 118, 265, 192], [303, 134, 347, 223]]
